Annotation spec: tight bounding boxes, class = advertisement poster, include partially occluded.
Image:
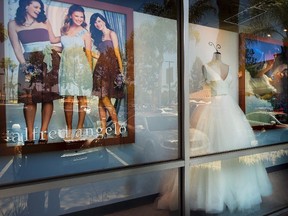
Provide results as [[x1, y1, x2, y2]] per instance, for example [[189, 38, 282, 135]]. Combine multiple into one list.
[[239, 33, 288, 130], [0, 0, 134, 152]]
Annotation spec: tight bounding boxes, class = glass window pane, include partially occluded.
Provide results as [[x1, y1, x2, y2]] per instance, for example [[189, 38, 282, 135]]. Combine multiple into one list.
[[188, 151, 288, 215], [189, 0, 288, 156], [0, 168, 180, 216], [0, 0, 179, 184]]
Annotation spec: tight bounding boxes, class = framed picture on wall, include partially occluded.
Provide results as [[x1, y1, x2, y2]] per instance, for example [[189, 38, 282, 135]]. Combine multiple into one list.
[[239, 33, 288, 130], [1, 0, 134, 154]]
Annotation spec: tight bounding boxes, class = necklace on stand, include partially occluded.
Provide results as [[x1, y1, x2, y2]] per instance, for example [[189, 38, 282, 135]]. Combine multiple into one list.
[[23, 20, 35, 27]]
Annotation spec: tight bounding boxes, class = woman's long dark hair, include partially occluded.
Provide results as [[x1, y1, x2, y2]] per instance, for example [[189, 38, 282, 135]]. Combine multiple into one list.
[[89, 13, 113, 47], [61, 4, 87, 35], [15, 0, 47, 26]]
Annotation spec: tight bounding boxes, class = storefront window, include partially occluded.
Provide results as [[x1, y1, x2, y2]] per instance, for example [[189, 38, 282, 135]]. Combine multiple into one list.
[[188, 0, 288, 215], [0, 0, 180, 184], [187, 151, 288, 215], [153, 149, 288, 215], [0, 168, 179, 215], [1, 0, 288, 216], [189, 0, 288, 155], [2, 0, 134, 147]]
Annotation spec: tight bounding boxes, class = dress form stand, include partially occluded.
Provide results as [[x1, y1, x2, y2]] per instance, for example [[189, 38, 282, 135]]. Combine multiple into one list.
[[205, 42, 229, 80], [206, 51, 229, 80]]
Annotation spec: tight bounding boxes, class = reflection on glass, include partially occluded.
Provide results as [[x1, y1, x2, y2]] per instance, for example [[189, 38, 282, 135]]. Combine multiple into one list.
[[145, 115, 177, 131], [89, 12, 125, 140], [157, 169, 179, 211], [135, 112, 178, 163], [3, 0, 134, 148], [7, 0, 62, 145], [189, 158, 272, 214], [0, 0, 179, 187], [185, 38, 281, 212], [132, 7, 179, 164], [58, 4, 93, 142], [242, 36, 288, 145], [190, 50, 257, 156], [0, 169, 166, 216], [157, 150, 288, 214], [245, 38, 281, 105]]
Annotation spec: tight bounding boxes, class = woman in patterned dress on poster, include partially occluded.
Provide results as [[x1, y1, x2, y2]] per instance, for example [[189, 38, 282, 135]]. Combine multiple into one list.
[[89, 13, 125, 138], [8, 0, 61, 145]]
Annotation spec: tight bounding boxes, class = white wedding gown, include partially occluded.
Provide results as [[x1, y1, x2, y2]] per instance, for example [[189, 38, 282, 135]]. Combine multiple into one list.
[[157, 64, 272, 213]]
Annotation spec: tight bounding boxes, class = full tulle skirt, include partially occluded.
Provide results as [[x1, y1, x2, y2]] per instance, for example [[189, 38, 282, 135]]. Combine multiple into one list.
[[157, 94, 272, 213], [190, 95, 257, 155], [157, 160, 272, 213], [189, 159, 272, 213]]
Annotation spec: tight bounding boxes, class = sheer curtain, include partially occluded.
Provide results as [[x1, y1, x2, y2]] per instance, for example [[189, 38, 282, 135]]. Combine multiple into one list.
[[104, 11, 126, 60]]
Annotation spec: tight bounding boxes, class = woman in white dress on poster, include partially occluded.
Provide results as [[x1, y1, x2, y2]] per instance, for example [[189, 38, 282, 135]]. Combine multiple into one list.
[[58, 4, 93, 141]]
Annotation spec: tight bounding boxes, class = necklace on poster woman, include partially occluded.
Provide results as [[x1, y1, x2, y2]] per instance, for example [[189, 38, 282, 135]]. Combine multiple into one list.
[[22, 19, 35, 27]]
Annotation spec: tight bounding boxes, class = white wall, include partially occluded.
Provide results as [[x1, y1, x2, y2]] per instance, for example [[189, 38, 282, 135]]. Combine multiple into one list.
[[189, 23, 239, 102]]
